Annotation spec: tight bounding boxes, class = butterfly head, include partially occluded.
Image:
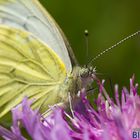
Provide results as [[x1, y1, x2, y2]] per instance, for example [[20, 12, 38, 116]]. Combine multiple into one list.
[[78, 66, 96, 89], [80, 66, 96, 78]]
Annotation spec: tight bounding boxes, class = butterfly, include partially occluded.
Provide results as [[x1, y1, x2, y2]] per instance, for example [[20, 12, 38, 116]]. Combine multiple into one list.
[[0, 0, 96, 119]]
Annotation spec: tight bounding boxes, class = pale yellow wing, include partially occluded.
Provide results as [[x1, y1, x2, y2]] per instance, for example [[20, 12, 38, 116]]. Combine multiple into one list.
[[0, 0, 75, 71], [0, 25, 68, 118]]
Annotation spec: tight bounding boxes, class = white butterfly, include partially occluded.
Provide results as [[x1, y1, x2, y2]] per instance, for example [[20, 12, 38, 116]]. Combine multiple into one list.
[[0, 0, 95, 118]]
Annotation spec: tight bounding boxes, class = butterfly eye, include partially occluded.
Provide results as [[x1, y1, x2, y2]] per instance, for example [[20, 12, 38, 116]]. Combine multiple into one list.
[[80, 68, 89, 78], [89, 67, 96, 74], [89, 66, 93, 70]]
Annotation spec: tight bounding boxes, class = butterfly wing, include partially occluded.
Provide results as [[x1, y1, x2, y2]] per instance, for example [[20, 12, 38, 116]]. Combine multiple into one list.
[[0, 25, 69, 117], [0, 0, 77, 72]]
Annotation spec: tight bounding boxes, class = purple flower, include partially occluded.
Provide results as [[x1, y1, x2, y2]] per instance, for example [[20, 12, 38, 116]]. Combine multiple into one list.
[[0, 76, 140, 140]]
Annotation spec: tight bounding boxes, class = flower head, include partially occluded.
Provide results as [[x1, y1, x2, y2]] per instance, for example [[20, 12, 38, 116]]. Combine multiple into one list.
[[0, 77, 140, 140]]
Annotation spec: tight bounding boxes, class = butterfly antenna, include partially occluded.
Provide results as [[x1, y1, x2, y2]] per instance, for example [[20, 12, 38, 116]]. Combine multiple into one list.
[[84, 29, 89, 64], [88, 30, 140, 66]]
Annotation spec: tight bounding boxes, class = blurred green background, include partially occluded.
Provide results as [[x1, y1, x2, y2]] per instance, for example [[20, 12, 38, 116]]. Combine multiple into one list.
[[40, 0, 140, 92]]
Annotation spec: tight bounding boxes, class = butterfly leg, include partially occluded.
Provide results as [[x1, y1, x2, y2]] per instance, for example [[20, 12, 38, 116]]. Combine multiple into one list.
[[68, 92, 75, 119]]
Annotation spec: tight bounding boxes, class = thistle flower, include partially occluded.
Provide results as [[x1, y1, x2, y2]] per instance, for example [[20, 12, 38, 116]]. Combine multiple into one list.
[[0, 77, 140, 140]]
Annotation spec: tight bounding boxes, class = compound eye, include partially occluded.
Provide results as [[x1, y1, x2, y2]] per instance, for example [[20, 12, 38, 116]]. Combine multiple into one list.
[[80, 70, 89, 78], [81, 73, 87, 78], [89, 66, 93, 71], [79, 68, 88, 78]]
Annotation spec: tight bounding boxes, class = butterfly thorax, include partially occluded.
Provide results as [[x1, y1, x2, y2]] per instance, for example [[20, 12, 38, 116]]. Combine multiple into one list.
[[63, 66, 96, 99], [58, 66, 96, 114]]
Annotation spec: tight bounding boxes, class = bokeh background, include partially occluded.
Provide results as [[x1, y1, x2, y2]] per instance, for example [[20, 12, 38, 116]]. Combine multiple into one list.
[[40, 0, 140, 93]]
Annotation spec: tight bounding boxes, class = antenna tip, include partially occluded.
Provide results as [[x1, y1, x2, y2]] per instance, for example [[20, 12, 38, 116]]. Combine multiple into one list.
[[84, 29, 89, 36]]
